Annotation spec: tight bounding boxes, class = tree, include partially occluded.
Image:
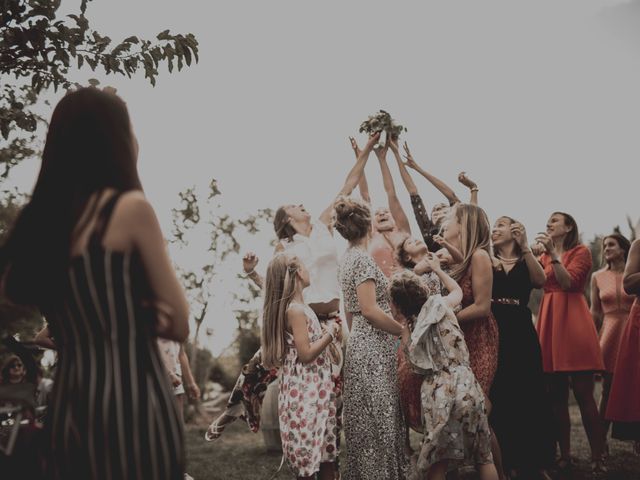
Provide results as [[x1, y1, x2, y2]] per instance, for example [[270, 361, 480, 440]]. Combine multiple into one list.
[[170, 179, 273, 394], [1, 0, 199, 181]]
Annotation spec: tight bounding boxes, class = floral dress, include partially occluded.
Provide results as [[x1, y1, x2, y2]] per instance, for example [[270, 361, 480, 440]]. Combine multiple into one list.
[[279, 303, 338, 477], [406, 295, 493, 472], [339, 247, 408, 480]]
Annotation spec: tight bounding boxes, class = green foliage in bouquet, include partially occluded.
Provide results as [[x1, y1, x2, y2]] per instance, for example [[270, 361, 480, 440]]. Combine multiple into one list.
[[359, 110, 407, 139]]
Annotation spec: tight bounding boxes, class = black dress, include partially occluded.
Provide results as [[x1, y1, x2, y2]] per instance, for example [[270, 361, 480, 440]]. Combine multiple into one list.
[[44, 193, 184, 480], [489, 259, 555, 473]]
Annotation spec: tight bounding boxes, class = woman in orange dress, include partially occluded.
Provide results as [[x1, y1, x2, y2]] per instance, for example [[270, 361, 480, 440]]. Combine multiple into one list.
[[590, 233, 634, 445], [606, 238, 640, 454], [535, 212, 605, 472]]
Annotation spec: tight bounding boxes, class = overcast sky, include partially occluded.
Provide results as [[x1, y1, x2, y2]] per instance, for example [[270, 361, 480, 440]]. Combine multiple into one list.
[[7, 0, 640, 353]]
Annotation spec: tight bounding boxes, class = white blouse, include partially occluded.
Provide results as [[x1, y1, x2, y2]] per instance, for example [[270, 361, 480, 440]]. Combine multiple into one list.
[[281, 222, 340, 305]]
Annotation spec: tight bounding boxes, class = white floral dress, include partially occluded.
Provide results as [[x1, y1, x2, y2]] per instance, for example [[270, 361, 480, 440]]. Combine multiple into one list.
[[406, 295, 493, 472], [279, 303, 338, 476]]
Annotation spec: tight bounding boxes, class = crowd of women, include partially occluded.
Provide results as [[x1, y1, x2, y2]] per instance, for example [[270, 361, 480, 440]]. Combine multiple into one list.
[[0, 88, 638, 480]]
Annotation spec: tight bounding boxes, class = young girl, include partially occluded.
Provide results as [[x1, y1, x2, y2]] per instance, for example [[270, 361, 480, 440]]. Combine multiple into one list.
[[389, 254, 499, 480], [261, 254, 341, 480]]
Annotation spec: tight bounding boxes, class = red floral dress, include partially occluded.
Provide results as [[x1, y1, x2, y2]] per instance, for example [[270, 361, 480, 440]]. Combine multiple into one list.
[[459, 268, 499, 394], [279, 303, 338, 476]]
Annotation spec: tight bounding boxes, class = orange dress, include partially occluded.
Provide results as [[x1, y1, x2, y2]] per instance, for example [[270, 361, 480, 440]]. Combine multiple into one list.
[[592, 269, 635, 372], [536, 245, 604, 373], [606, 298, 640, 439]]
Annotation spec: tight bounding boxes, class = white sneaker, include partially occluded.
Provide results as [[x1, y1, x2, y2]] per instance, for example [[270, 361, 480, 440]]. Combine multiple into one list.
[[184, 474, 194, 480]]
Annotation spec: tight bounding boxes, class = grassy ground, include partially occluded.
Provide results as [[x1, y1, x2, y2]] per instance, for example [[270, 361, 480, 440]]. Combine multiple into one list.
[[185, 403, 640, 480]]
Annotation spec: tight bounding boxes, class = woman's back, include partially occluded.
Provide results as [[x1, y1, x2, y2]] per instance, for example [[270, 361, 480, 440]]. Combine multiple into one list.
[[45, 191, 184, 480]]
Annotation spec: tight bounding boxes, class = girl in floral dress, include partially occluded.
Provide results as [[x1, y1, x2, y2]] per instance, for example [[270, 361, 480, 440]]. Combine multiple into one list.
[[261, 254, 341, 480], [389, 256, 499, 480]]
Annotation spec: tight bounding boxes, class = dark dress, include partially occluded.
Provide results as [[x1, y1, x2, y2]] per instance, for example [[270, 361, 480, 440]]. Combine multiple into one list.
[[489, 260, 554, 472], [44, 193, 184, 480]]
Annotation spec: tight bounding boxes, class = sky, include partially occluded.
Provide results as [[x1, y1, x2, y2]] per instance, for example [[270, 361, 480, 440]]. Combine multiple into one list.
[[5, 0, 640, 353]]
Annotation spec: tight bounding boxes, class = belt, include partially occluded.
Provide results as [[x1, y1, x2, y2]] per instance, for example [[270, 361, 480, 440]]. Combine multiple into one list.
[[492, 298, 521, 306], [316, 311, 340, 320]]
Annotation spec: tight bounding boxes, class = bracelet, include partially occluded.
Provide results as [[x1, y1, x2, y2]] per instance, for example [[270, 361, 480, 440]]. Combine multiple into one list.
[[551, 259, 561, 264], [244, 269, 256, 276], [521, 249, 532, 256], [470, 187, 479, 192]]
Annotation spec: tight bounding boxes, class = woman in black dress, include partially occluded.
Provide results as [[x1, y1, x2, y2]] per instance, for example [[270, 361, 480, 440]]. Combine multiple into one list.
[[0, 88, 189, 479], [489, 216, 555, 479]]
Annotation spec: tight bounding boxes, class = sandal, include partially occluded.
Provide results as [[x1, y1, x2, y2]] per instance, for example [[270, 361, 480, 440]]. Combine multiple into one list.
[[204, 415, 233, 442]]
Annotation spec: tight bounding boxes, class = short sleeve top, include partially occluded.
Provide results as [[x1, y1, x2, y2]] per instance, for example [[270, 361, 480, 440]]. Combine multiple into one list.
[[339, 247, 390, 314]]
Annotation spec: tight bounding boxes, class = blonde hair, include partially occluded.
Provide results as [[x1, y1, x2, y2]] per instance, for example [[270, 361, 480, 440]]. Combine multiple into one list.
[[261, 254, 302, 369], [449, 203, 491, 281]]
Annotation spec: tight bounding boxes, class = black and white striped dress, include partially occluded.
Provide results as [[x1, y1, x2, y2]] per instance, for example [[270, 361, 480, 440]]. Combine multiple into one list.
[[44, 193, 184, 480]]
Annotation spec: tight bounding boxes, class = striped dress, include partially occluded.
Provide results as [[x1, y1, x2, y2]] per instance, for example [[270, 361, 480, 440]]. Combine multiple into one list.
[[44, 193, 184, 480]]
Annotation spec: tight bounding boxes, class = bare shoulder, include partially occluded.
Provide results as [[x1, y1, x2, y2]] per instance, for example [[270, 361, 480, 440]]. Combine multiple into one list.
[[471, 248, 491, 263], [113, 191, 157, 226]]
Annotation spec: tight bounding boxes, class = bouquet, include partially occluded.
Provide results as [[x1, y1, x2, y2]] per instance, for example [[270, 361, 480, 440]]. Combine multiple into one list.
[[359, 110, 407, 144]]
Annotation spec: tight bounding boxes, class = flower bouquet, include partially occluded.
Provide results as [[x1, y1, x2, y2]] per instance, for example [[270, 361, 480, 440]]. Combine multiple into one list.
[[359, 110, 407, 147]]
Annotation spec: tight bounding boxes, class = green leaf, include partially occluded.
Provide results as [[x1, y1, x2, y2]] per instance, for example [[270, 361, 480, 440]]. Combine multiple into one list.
[[87, 78, 100, 87]]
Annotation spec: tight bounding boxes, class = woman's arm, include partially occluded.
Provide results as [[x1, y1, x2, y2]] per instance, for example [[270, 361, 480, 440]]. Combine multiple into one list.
[[178, 345, 200, 400], [34, 326, 56, 350], [455, 250, 493, 323], [403, 142, 460, 205], [288, 305, 337, 364], [623, 239, 640, 295], [242, 252, 263, 290], [511, 222, 546, 287], [415, 254, 463, 309], [123, 192, 190, 342], [458, 172, 479, 205], [535, 234, 591, 291], [318, 133, 380, 226], [376, 138, 411, 235], [356, 280, 406, 335], [349, 136, 371, 204], [590, 274, 603, 331]]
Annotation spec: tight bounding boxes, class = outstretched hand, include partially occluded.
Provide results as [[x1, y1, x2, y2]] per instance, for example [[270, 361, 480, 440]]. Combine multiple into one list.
[[363, 131, 382, 153], [349, 136, 361, 158], [402, 141, 419, 170], [373, 132, 389, 158], [242, 251, 259, 274]]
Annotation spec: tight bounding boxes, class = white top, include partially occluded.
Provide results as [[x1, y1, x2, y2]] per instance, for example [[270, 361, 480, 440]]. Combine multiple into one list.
[[281, 222, 340, 305]]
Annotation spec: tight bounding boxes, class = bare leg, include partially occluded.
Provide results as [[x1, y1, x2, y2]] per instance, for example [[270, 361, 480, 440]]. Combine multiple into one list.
[[571, 373, 604, 461], [427, 460, 448, 480], [549, 373, 571, 462], [477, 463, 499, 480], [175, 393, 185, 424], [599, 372, 612, 455]]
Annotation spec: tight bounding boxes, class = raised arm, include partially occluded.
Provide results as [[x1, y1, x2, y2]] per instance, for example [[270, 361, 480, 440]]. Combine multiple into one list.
[[288, 305, 340, 364], [458, 172, 479, 205], [349, 136, 371, 204], [403, 142, 460, 205], [242, 251, 263, 290], [318, 132, 380, 226], [414, 253, 463, 309], [375, 137, 411, 234], [511, 222, 546, 287]]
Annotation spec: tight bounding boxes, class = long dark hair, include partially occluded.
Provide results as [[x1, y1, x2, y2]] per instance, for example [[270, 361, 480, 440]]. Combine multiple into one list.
[[552, 211, 580, 251], [0, 88, 142, 308]]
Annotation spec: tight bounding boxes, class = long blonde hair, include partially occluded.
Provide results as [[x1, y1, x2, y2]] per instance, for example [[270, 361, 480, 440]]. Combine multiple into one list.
[[261, 254, 302, 369], [450, 203, 491, 281]]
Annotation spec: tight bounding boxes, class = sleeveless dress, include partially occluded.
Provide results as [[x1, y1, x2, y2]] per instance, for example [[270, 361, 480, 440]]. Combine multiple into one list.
[[459, 268, 499, 394], [489, 260, 555, 472], [44, 193, 184, 480], [592, 269, 635, 372], [278, 303, 338, 476], [536, 245, 604, 372], [339, 247, 408, 480], [406, 295, 493, 472], [606, 298, 640, 440]]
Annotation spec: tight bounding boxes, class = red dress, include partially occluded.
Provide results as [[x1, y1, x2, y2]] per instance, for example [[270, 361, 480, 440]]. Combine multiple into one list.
[[459, 268, 499, 394], [536, 245, 604, 372], [606, 298, 640, 440], [592, 269, 635, 372]]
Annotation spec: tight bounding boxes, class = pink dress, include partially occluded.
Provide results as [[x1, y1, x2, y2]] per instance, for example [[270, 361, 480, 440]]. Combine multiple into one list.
[[279, 303, 338, 476], [592, 269, 635, 372]]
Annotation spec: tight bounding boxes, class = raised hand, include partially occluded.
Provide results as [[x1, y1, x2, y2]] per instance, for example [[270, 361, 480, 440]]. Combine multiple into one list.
[[242, 251, 259, 274], [349, 136, 361, 158], [388, 135, 400, 154], [373, 132, 389, 158], [510, 222, 529, 250], [534, 232, 555, 255], [457, 171, 477, 190], [364, 131, 382, 153], [402, 141, 419, 170]]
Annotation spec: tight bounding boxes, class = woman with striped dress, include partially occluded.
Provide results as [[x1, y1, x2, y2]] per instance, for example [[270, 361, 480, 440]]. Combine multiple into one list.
[[0, 88, 189, 479]]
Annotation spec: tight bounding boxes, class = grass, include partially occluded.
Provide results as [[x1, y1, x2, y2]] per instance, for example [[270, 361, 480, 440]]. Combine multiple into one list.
[[185, 401, 640, 480]]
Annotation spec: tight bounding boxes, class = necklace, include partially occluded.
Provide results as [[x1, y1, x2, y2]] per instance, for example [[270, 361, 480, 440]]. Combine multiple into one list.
[[496, 254, 519, 264]]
